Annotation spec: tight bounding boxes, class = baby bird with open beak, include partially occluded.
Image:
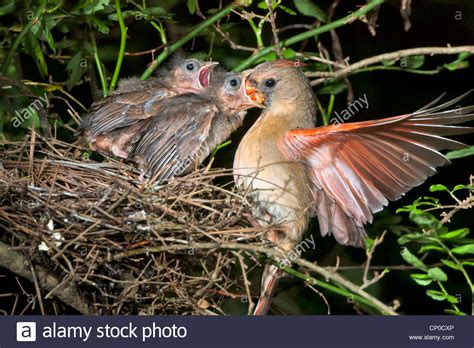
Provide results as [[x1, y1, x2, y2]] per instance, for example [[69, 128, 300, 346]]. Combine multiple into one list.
[[79, 57, 218, 158], [235, 60, 474, 315], [130, 70, 263, 183]]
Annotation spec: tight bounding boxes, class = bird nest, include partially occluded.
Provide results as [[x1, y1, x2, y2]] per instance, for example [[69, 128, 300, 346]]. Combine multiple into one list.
[[0, 132, 268, 315]]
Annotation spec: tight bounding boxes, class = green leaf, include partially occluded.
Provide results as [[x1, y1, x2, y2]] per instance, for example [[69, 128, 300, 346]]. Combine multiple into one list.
[[19, 108, 40, 129], [397, 232, 434, 245], [365, 238, 375, 250], [279, 5, 297, 15], [438, 228, 469, 240], [44, 27, 56, 53], [427, 267, 447, 282], [66, 51, 85, 89], [258, 0, 277, 9], [83, 0, 110, 15], [461, 261, 474, 267], [293, 0, 327, 22], [382, 59, 398, 66], [441, 259, 462, 271], [89, 17, 110, 34], [444, 309, 467, 315], [144, 7, 167, 16], [396, 196, 440, 213], [282, 48, 296, 59], [429, 184, 448, 192], [451, 244, 474, 255], [446, 145, 474, 160], [24, 33, 48, 78], [410, 273, 432, 286], [409, 209, 441, 229], [413, 278, 432, 286], [452, 184, 474, 192], [0, 0, 15, 16], [404, 55, 425, 69], [444, 53, 470, 71], [55, 39, 78, 50], [318, 81, 347, 95], [426, 289, 447, 301], [401, 247, 427, 270], [418, 245, 445, 253], [108, 10, 139, 20], [187, 0, 196, 14], [396, 206, 415, 213]]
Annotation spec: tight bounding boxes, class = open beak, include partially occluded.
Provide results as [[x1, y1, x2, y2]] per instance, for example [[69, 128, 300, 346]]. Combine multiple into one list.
[[198, 61, 219, 88], [243, 78, 265, 108]]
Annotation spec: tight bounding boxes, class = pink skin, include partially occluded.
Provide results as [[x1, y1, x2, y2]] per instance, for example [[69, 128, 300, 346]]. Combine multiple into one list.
[[175, 61, 218, 94]]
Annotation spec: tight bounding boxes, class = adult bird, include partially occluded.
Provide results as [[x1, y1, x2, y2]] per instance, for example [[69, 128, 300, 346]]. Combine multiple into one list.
[[130, 70, 263, 183], [79, 57, 218, 158], [233, 60, 474, 315]]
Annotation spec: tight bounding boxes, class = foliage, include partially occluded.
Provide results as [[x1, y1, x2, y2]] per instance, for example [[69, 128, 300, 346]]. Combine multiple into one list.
[[397, 181, 474, 315]]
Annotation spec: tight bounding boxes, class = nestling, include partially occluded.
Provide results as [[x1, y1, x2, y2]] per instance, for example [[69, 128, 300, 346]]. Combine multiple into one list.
[[79, 57, 218, 158], [130, 70, 263, 183]]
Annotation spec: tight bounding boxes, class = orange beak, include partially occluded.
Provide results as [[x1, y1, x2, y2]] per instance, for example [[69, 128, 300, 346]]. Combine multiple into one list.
[[244, 79, 266, 106]]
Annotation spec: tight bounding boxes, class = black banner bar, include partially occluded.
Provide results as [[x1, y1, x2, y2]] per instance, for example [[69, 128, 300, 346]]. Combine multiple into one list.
[[1, 316, 471, 348]]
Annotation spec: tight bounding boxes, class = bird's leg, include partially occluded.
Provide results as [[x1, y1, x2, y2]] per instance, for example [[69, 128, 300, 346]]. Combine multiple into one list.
[[253, 263, 283, 315], [253, 224, 289, 315]]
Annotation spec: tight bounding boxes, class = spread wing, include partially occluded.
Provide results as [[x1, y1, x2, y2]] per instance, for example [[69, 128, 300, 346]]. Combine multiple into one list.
[[80, 77, 174, 138], [278, 94, 474, 247], [130, 94, 218, 183]]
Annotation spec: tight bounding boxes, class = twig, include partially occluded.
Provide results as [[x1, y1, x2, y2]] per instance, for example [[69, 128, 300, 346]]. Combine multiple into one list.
[[265, 0, 282, 58], [233, 0, 385, 71], [233, 251, 255, 315], [108, 242, 398, 315], [360, 231, 389, 290], [0, 241, 91, 314], [307, 46, 474, 85], [29, 263, 45, 315]]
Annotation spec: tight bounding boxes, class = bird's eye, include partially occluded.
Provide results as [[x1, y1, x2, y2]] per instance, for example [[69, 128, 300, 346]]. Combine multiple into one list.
[[185, 61, 197, 72], [264, 78, 276, 88], [225, 76, 241, 90]]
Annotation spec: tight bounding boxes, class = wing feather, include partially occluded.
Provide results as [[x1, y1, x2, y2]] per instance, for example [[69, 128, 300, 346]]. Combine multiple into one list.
[[130, 94, 218, 183], [80, 77, 173, 138], [279, 96, 474, 247]]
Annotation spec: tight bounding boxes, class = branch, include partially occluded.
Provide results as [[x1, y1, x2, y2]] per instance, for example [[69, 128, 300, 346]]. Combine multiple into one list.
[[107, 241, 398, 315], [307, 46, 474, 85], [233, 0, 385, 72], [0, 241, 91, 314], [265, 0, 282, 58]]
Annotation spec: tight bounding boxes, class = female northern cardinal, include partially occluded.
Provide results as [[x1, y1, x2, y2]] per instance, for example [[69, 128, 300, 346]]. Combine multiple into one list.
[[234, 60, 474, 315], [130, 70, 263, 183], [79, 57, 218, 158]]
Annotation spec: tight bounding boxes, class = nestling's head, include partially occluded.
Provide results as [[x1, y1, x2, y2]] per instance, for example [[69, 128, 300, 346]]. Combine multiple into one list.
[[172, 58, 219, 93], [211, 71, 265, 112], [244, 60, 313, 108]]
